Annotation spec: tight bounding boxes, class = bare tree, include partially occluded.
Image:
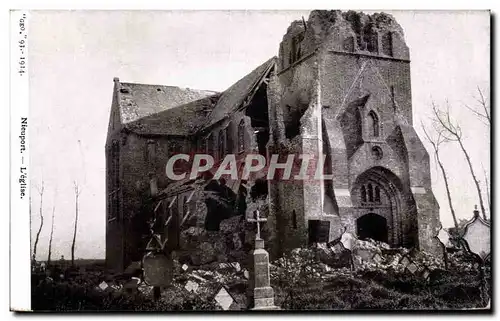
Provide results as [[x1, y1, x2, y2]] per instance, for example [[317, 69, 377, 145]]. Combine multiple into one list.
[[47, 188, 57, 266], [481, 163, 490, 214], [432, 101, 487, 221], [33, 180, 45, 262], [421, 122, 459, 229], [71, 181, 82, 266], [464, 87, 490, 127]]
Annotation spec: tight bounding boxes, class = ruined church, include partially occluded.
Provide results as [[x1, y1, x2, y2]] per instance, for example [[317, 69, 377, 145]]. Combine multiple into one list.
[[105, 10, 441, 272]]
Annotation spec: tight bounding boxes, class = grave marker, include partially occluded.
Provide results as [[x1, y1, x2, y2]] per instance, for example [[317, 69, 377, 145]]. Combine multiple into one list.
[[142, 252, 173, 287], [459, 206, 491, 307], [99, 281, 109, 291], [247, 210, 279, 310], [214, 286, 235, 311], [461, 207, 491, 261]]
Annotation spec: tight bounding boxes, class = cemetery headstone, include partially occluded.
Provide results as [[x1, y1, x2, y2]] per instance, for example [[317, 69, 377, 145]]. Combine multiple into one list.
[[214, 286, 235, 311], [459, 206, 491, 307], [407, 262, 418, 274], [99, 281, 109, 291], [461, 207, 491, 261], [143, 252, 173, 287]]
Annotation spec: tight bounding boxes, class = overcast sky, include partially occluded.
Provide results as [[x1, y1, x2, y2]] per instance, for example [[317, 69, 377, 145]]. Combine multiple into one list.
[[29, 10, 490, 260]]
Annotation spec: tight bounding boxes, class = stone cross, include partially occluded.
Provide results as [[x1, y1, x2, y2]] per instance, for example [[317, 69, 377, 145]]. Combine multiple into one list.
[[247, 210, 267, 240], [246, 210, 279, 310]]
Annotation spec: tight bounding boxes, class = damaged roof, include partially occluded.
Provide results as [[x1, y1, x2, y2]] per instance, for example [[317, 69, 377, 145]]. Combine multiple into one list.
[[124, 95, 219, 136], [116, 81, 219, 125], [113, 57, 275, 136], [201, 57, 276, 129]]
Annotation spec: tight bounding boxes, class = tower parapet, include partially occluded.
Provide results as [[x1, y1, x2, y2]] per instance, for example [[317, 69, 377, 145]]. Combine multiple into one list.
[[278, 10, 409, 72]]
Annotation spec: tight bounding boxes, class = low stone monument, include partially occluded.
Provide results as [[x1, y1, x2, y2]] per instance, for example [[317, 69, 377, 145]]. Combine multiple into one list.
[[247, 210, 279, 310]]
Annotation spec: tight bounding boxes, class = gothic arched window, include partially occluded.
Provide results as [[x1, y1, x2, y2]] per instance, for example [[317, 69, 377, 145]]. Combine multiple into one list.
[[367, 183, 374, 202], [375, 186, 381, 203], [367, 32, 379, 53], [381, 32, 393, 56], [238, 120, 245, 153], [361, 185, 367, 203], [368, 111, 380, 137]]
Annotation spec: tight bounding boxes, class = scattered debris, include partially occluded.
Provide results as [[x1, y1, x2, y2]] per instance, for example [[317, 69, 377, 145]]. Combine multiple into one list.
[[185, 280, 199, 293]]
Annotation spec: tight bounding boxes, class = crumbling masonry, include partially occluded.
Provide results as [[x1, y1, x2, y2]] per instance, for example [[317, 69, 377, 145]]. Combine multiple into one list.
[[105, 10, 441, 272]]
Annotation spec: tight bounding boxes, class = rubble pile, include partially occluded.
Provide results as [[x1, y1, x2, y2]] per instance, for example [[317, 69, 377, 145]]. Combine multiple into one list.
[[176, 213, 265, 268], [269, 238, 446, 283]]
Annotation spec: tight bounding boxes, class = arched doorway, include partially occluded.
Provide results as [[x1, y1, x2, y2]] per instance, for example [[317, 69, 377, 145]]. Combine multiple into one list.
[[351, 166, 418, 248], [356, 213, 388, 243]]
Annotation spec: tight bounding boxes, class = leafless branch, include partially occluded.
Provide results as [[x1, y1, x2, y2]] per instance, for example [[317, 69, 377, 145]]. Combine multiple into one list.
[[33, 180, 45, 262], [71, 180, 81, 266], [421, 121, 458, 229], [481, 163, 491, 215], [431, 100, 487, 220], [47, 188, 57, 266]]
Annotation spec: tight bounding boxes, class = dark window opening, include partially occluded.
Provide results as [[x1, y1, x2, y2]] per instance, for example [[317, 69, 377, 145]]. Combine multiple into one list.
[[308, 220, 330, 244], [375, 186, 381, 203], [360, 183, 382, 205], [367, 183, 373, 202], [363, 25, 378, 53], [237, 182, 248, 216], [368, 111, 380, 137], [146, 139, 156, 165], [245, 81, 270, 157], [292, 210, 297, 229], [381, 32, 393, 56], [361, 185, 367, 203], [390, 86, 396, 112], [372, 146, 383, 160], [250, 179, 268, 200]]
